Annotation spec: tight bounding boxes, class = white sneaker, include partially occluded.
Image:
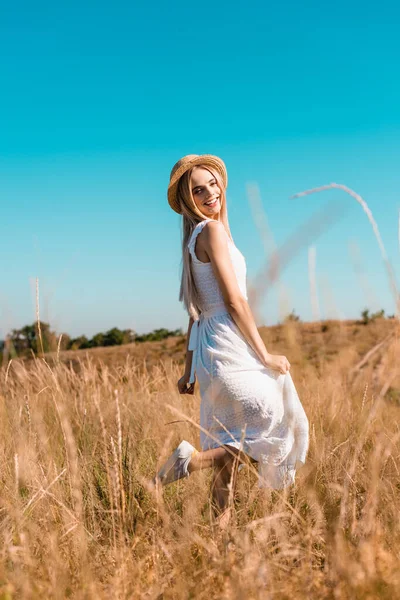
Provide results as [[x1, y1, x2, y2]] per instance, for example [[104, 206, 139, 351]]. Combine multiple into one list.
[[154, 440, 197, 486]]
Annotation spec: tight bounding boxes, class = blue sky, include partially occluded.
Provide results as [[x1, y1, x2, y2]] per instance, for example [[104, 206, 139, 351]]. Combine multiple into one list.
[[1, 1, 399, 338]]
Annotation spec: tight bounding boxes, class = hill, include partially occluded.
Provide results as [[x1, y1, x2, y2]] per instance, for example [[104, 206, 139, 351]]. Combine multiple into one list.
[[36, 317, 397, 376]]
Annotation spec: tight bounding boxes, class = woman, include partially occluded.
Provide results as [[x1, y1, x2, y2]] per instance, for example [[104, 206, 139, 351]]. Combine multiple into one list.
[[154, 154, 309, 523]]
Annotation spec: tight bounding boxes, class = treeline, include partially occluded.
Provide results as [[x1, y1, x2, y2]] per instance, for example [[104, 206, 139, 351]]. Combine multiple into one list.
[[283, 308, 394, 325], [68, 326, 183, 348], [359, 308, 393, 324], [0, 321, 184, 361]]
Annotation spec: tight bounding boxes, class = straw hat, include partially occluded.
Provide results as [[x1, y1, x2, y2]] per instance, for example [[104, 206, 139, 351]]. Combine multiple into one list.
[[167, 154, 228, 214]]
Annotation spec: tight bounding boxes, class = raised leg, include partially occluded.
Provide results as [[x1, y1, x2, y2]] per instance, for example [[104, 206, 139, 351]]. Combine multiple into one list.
[[187, 446, 232, 473]]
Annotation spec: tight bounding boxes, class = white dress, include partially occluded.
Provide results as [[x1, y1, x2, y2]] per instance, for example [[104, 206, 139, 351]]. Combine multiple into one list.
[[187, 218, 309, 489]]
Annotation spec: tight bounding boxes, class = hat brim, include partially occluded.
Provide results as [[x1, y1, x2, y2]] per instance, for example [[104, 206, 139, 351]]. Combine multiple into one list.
[[168, 154, 228, 214]]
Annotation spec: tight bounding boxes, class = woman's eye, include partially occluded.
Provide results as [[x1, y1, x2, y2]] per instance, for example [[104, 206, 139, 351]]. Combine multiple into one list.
[[194, 183, 216, 194]]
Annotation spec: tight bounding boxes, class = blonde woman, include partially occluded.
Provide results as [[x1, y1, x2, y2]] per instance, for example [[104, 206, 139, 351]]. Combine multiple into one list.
[[154, 154, 309, 524]]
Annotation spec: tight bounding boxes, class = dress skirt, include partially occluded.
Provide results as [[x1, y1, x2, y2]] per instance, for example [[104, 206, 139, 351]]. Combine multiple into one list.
[[188, 305, 309, 489]]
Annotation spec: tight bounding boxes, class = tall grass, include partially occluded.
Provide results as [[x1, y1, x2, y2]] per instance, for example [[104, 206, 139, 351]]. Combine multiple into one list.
[[0, 324, 399, 598]]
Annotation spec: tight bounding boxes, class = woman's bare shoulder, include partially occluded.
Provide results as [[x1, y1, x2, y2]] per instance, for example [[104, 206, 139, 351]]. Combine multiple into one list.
[[196, 220, 225, 249], [200, 219, 225, 240]]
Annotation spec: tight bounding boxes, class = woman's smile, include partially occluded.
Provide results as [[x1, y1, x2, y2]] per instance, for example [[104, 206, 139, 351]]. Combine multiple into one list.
[[204, 196, 219, 207]]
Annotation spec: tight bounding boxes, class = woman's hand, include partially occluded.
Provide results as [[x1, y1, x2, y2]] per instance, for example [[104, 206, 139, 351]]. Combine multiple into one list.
[[178, 374, 195, 395], [264, 353, 291, 375]]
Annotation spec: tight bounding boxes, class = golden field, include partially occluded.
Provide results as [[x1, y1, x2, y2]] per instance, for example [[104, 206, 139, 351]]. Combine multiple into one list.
[[0, 317, 399, 599]]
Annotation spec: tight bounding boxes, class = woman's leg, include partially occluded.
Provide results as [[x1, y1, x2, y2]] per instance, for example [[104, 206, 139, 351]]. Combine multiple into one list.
[[210, 449, 238, 514], [189, 445, 250, 521], [187, 446, 232, 473]]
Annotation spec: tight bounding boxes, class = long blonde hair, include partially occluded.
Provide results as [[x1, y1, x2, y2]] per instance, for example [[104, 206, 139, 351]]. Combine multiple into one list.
[[177, 164, 233, 320]]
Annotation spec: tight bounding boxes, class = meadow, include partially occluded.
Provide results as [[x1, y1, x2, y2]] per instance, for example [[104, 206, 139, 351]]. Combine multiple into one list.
[[0, 316, 399, 599]]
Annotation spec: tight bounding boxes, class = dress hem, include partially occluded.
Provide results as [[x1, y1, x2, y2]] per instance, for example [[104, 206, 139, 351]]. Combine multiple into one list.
[[202, 439, 305, 490]]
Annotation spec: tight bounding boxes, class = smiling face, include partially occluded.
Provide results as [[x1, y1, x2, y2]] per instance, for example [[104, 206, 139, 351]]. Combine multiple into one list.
[[190, 167, 222, 219]]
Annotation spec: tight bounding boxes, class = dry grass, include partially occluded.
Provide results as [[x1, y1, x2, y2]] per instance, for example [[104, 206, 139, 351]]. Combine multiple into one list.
[[0, 318, 399, 599]]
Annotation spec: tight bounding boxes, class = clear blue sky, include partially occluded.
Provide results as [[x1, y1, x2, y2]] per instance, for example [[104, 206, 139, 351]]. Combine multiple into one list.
[[1, 1, 399, 338]]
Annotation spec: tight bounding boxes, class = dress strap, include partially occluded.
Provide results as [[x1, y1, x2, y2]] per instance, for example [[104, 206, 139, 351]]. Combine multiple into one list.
[[187, 219, 213, 260]]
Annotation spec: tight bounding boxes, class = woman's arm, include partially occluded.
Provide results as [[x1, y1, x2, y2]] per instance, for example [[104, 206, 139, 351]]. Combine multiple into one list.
[[176, 317, 196, 395], [183, 316, 195, 380], [201, 221, 290, 375]]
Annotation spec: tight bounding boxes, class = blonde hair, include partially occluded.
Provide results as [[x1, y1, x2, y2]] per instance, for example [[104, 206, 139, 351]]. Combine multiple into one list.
[[177, 165, 233, 320]]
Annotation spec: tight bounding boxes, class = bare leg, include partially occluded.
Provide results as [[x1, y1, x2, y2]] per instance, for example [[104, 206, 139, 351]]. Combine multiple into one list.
[[189, 445, 252, 525], [188, 445, 254, 474], [187, 446, 232, 473], [211, 453, 236, 511]]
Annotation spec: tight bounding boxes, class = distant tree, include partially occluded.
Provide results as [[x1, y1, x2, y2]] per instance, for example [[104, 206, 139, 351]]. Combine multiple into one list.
[[103, 328, 125, 346], [0, 338, 8, 366], [360, 308, 385, 325], [68, 335, 90, 350], [371, 309, 385, 320], [361, 309, 370, 325], [68, 328, 136, 350], [171, 328, 184, 337], [151, 328, 172, 341], [283, 310, 301, 323], [57, 333, 71, 351], [122, 329, 136, 344], [90, 333, 105, 347], [9, 321, 55, 355], [135, 327, 183, 343]]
